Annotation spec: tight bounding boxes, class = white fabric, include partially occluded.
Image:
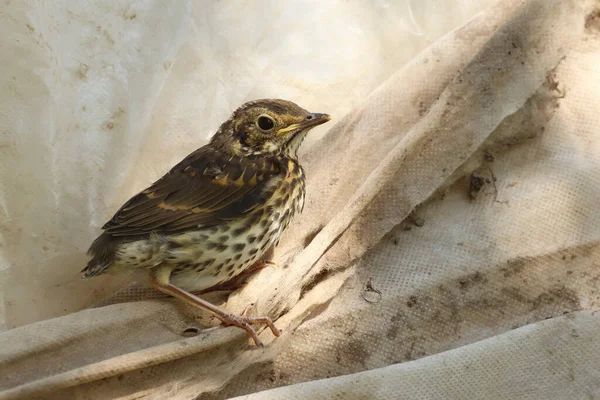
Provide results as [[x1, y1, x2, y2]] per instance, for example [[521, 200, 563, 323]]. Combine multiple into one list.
[[236, 312, 600, 400], [0, 0, 496, 330], [2, 1, 600, 399]]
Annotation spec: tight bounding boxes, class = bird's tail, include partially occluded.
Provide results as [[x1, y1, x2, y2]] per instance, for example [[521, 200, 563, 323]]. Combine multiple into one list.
[[81, 259, 110, 278], [81, 232, 116, 278]]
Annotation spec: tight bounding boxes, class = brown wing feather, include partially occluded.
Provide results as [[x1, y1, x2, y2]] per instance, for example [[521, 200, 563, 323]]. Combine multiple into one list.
[[102, 146, 280, 237]]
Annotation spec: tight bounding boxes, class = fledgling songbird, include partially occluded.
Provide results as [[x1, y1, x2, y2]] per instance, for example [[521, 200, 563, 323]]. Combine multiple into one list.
[[82, 99, 331, 346]]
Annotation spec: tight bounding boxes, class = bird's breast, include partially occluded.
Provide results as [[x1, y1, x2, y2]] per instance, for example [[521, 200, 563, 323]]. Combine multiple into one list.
[[267, 158, 305, 241], [164, 159, 305, 291]]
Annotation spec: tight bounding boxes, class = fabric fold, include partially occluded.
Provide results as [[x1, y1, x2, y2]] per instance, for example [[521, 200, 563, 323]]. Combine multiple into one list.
[[2, 0, 600, 398]]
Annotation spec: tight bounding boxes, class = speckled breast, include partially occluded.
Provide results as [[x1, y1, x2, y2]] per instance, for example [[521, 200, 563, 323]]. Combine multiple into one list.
[[168, 158, 305, 291]]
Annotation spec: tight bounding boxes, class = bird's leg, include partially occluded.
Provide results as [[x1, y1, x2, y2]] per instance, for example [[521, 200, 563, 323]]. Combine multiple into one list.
[[148, 272, 280, 347]]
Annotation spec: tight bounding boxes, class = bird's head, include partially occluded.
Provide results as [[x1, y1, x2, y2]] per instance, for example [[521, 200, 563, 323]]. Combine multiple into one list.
[[211, 99, 331, 158]]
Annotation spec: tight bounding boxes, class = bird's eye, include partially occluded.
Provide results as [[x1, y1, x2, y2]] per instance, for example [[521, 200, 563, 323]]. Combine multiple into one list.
[[257, 115, 275, 131]]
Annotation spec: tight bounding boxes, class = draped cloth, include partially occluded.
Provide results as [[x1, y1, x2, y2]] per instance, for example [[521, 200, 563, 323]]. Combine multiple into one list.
[[2, 0, 600, 398]]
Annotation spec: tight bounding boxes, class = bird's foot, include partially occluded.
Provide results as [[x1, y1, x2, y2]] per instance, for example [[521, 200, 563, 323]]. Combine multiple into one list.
[[220, 305, 281, 347], [181, 310, 281, 347], [149, 273, 280, 347]]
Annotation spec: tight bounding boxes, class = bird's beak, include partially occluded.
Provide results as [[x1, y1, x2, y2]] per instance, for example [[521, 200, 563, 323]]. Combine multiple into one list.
[[304, 113, 332, 128], [276, 113, 331, 136]]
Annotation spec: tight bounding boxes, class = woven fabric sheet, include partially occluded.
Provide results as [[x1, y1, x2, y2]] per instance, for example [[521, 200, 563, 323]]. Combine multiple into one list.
[[2, 0, 600, 399]]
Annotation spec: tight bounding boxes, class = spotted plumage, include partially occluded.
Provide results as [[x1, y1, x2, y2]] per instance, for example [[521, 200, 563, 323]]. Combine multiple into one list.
[[82, 99, 330, 346]]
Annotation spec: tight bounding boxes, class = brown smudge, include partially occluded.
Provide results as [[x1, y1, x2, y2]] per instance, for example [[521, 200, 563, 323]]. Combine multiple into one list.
[[585, 9, 600, 32]]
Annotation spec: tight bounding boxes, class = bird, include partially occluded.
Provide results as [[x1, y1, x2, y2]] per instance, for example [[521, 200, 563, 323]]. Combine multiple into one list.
[[82, 99, 331, 346]]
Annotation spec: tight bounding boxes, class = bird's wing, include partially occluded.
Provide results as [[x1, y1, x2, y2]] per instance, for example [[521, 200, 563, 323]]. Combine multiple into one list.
[[102, 146, 280, 237]]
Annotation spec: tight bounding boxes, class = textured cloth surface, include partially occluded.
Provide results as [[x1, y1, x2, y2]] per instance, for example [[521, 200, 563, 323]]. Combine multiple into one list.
[[235, 312, 600, 400], [2, 0, 600, 399], [0, 0, 496, 329]]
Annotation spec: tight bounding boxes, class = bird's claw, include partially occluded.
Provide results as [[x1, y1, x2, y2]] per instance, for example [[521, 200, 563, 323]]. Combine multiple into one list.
[[220, 307, 281, 347]]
